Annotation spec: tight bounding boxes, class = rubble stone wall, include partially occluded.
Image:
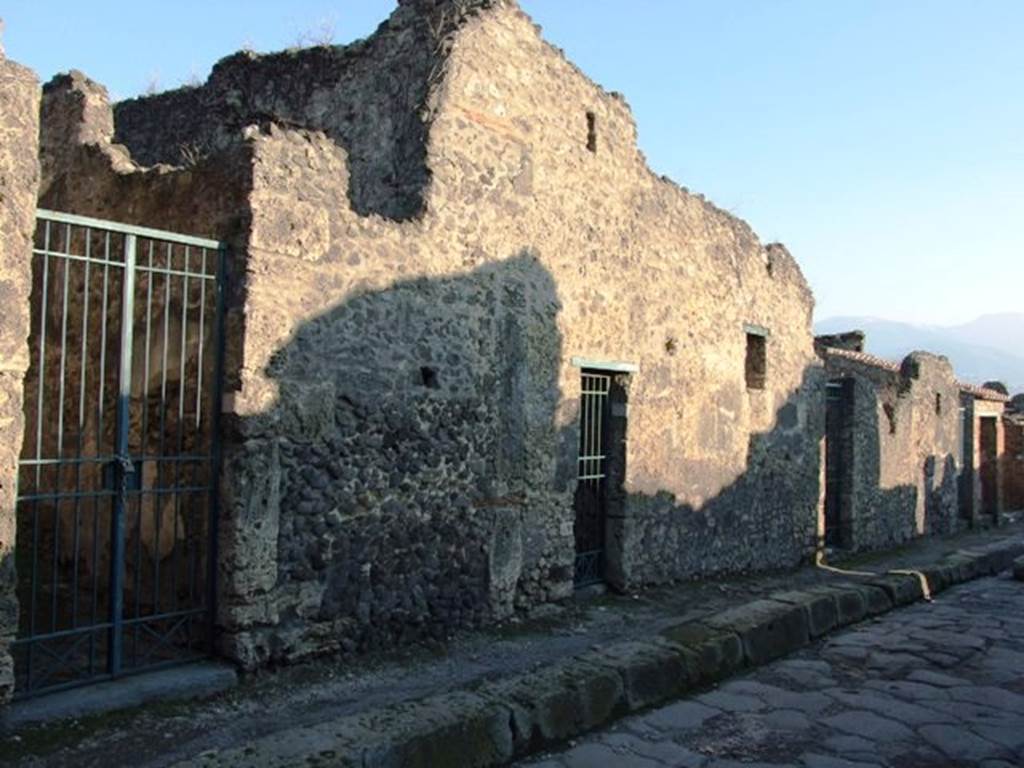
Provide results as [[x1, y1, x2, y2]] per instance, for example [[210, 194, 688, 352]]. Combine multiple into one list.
[[821, 351, 964, 552], [0, 55, 41, 704], [204, 0, 822, 666], [30, 0, 823, 669]]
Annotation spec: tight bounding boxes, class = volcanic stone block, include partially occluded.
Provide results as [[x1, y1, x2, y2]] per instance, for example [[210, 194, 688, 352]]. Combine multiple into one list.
[[704, 598, 811, 666], [660, 621, 745, 684], [769, 589, 839, 638]]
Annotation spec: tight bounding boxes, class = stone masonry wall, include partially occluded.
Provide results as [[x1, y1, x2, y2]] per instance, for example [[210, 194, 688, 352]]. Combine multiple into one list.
[[40, 0, 822, 669], [0, 54, 40, 704], [820, 349, 963, 552], [205, 0, 821, 665]]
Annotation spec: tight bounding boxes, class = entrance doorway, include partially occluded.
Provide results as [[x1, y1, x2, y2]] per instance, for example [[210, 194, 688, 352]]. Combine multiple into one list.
[[979, 416, 999, 518], [573, 371, 612, 587], [824, 379, 853, 548], [13, 210, 225, 697]]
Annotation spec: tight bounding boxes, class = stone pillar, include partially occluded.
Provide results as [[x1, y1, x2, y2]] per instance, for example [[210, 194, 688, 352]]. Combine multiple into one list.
[[0, 55, 41, 705]]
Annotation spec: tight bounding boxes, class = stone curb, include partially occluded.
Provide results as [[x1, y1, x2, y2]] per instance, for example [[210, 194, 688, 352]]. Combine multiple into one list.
[[184, 536, 1024, 768]]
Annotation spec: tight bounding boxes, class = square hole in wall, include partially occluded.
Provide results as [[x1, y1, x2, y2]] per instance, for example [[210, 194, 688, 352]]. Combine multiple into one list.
[[745, 333, 766, 390], [586, 111, 597, 153]]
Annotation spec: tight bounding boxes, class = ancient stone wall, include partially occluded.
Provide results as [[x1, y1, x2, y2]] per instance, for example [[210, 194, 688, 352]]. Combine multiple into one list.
[[0, 54, 41, 704], [819, 348, 963, 552], [27, 0, 823, 669], [198, 0, 822, 666]]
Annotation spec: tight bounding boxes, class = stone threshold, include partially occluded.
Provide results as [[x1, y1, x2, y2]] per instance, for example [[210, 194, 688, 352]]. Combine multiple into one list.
[[2, 662, 237, 731], [178, 537, 1024, 768]]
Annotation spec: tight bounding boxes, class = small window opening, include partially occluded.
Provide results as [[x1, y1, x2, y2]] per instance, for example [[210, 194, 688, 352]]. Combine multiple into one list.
[[419, 366, 439, 389], [745, 333, 766, 390], [935, 392, 942, 415], [586, 111, 597, 153]]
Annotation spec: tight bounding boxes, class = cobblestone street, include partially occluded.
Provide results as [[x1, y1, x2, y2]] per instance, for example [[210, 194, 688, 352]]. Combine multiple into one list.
[[521, 576, 1024, 768]]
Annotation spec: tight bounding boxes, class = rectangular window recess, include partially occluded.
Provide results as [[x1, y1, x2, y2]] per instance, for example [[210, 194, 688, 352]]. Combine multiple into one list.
[[570, 356, 639, 373], [744, 323, 770, 337]]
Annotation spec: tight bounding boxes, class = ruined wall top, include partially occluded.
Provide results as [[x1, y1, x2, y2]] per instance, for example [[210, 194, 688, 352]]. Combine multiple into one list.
[[815, 330, 866, 353]]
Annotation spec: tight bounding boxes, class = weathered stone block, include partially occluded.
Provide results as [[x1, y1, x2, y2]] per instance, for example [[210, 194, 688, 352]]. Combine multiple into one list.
[[941, 555, 978, 584], [704, 598, 811, 666], [770, 589, 839, 638], [480, 656, 625, 752], [819, 585, 868, 627], [586, 640, 694, 712], [660, 621, 745, 684], [865, 574, 924, 606], [368, 692, 513, 768], [1014, 555, 1024, 582], [837, 581, 892, 617]]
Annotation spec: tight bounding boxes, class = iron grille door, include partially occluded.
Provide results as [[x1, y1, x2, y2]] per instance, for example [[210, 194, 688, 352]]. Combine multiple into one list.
[[13, 210, 225, 697], [574, 371, 611, 587]]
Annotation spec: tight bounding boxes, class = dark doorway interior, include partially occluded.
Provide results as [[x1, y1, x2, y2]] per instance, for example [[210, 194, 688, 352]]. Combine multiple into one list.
[[979, 416, 999, 517], [573, 370, 613, 587], [824, 379, 854, 548]]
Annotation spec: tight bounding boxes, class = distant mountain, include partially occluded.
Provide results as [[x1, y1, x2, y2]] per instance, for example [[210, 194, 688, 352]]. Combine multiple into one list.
[[814, 313, 1024, 395]]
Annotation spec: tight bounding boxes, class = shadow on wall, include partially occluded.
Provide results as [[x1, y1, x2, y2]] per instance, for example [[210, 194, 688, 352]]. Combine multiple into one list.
[[216, 253, 936, 666]]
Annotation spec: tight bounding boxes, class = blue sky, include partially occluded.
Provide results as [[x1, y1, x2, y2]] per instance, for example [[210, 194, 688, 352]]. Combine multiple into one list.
[[3, 1, 1021, 325]]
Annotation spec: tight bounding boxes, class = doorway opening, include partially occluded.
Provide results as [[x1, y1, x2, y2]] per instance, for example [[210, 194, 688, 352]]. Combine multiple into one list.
[[824, 379, 853, 548], [979, 416, 999, 518]]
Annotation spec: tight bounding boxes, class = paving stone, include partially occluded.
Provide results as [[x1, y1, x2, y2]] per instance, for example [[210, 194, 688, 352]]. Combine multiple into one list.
[[905, 669, 971, 688], [758, 708, 812, 731], [695, 690, 766, 713], [971, 723, 1024, 751], [562, 742, 660, 768], [821, 710, 914, 742], [627, 739, 707, 766], [918, 724, 1011, 762], [824, 690, 954, 725], [801, 754, 882, 768], [820, 735, 877, 754], [861, 679, 950, 702], [720, 680, 833, 716], [947, 685, 1024, 710], [636, 700, 721, 732]]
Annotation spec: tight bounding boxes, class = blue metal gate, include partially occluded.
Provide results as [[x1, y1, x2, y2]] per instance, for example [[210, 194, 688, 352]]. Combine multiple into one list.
[[12, 210, 225, 697]]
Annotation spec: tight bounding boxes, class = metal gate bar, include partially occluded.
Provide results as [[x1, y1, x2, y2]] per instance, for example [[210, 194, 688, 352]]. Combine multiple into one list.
[[574, 371, 611, 586], [13, 209, 225, 698]]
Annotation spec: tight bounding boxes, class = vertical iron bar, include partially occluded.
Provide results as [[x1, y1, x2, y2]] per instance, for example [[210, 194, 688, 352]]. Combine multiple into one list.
[[108, 233, 136, 676], [72, 232, 92, 630], [90, 231, 112, 676], [27, 220, 52, 688], [206, 245, 226, 653], [155, 243, 172, 619], [172, 246, 190, 616], [189, 249, 208, 617], [51, 224, 72, 634], [134, 241, 154, 664]]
